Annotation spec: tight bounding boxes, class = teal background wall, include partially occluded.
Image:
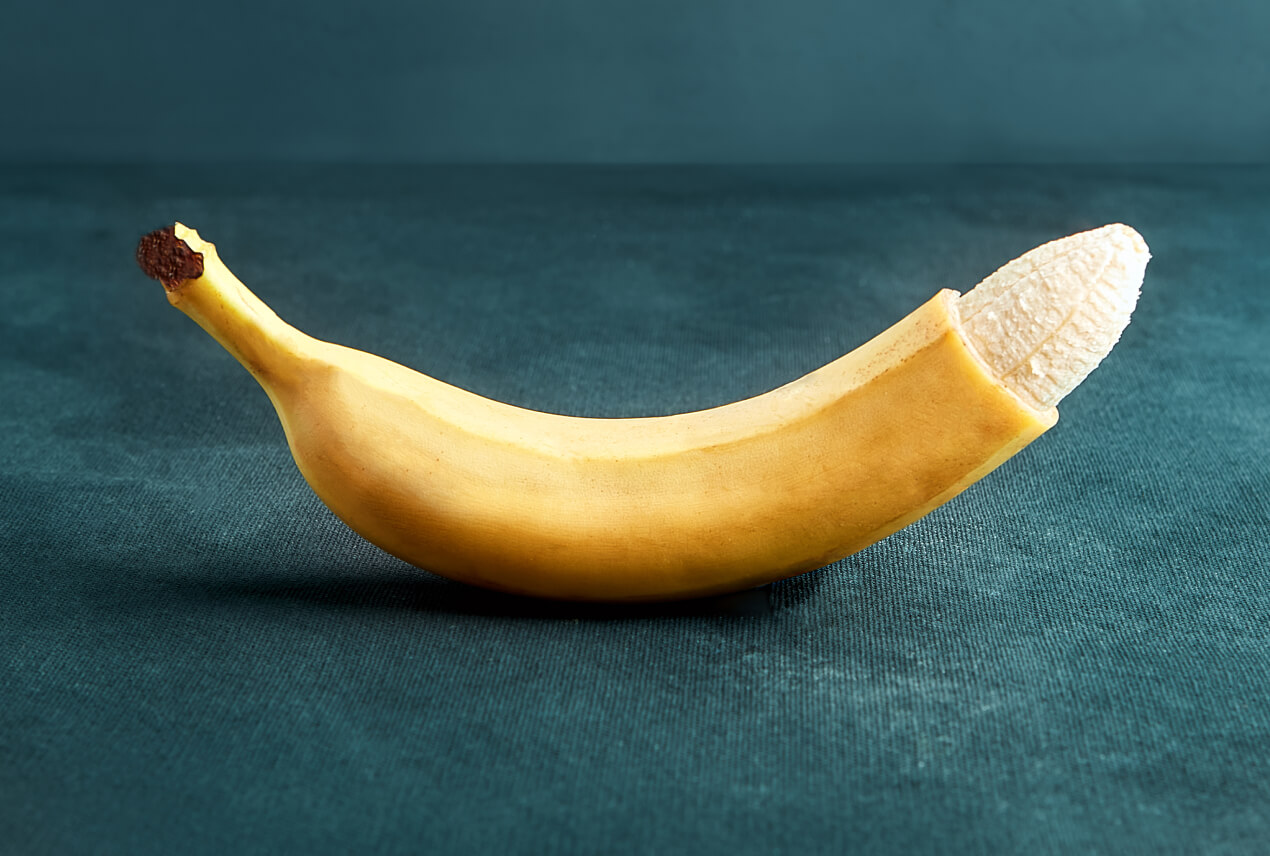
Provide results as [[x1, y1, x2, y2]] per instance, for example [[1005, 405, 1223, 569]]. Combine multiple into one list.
[[3, 0, 1267, 162]]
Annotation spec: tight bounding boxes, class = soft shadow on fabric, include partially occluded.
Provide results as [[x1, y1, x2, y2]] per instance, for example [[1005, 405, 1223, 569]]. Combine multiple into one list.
[[189, 570, 774, 620]]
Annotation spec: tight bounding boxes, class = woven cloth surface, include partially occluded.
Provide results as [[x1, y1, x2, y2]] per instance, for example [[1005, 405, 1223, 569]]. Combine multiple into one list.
[[2, 165, 1267, 855]]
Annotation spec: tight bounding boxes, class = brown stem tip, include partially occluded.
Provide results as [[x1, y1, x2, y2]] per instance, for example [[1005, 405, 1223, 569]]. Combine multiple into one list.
[[136, 225, 204, 290]]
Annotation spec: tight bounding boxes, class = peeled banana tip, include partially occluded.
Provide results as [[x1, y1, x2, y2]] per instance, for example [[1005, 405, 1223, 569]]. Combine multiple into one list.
[[136, 225, 204, 290]]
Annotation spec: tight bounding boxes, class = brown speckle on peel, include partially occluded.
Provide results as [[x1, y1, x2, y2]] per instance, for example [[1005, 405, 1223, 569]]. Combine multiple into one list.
[[136, 225, 204, 290]]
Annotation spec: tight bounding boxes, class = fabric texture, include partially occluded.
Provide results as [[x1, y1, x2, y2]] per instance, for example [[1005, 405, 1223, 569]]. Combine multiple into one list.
[[2, 165, 1267, 854]]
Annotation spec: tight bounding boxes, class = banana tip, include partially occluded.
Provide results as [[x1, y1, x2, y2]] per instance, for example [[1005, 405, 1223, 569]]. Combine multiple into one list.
[[137, 224, 204, 290], [1100, 222, 1151, 263]]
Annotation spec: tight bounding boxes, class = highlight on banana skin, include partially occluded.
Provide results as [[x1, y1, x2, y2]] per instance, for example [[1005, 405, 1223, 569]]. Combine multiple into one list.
[[136, 222, 1150, 602]]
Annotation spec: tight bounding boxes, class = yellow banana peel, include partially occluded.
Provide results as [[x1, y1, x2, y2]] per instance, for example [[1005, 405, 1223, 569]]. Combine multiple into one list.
[[136, 222, 1148, 601]]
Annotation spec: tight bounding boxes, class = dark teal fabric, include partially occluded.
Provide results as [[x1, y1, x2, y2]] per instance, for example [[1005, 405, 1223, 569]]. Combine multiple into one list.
[[2, 166, 1268, 854]]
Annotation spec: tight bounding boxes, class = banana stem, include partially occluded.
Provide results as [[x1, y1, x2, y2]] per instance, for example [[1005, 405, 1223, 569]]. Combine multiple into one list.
[[137, 223, 309, 386]]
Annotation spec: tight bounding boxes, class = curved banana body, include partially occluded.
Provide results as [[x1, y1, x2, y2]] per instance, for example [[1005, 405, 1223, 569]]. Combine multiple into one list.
[[140, 223, 1146, 601]]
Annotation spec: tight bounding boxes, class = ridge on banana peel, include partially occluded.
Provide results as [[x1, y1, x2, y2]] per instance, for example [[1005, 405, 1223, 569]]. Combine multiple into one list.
[[136, 222, 1149, 602]]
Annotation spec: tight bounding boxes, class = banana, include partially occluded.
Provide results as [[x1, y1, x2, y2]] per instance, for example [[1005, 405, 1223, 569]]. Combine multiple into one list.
[[136, 222, 1149, 602]]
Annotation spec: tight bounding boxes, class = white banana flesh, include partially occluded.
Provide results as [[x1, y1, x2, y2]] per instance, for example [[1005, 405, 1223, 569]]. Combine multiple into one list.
[[959, 224, 1148, 410], [136, 222, 1149, 602]]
